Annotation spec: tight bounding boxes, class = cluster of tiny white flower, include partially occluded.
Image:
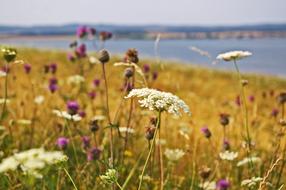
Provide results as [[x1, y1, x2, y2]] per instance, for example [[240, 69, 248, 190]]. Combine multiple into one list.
[[217, 50, 252, 62], [100, 169, 118, 185], [164, 148, 185, 162], [0, 148, 68, 178], [237, 156, 261, 167], [241, 177, 263, 187], [0, 70, 6, 77], [52, 110, 82, 121], [125, 88, 190, 116], [219, 151, 238, 161], [34, 95, 45, 105], [119, 127, 135, 134], [199, 181, 216, 190], [67, 75, 85, 85]]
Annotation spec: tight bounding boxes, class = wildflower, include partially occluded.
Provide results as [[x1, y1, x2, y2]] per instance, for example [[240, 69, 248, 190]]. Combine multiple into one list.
[[82, 136, 90, 149], [119, 127, 135, 134], [124, 48, 139, 63], [99, 31, 112, 41], [152, 71, 158, 80], [57, 137, 69, 149], [67, 75, 85, 85], [34, 95, 45, 105], [88, 27, 96, 36], [0, 70, 7, 77], [199, 166, 211, 179], [67, 53, 76, 62], [66, 101, 79, 115], [156, 139, 167, 146], [277, 92, 286, 104], [219, 113, 230, 126], [1, 47, 17, 63], [219, 151, 238, 161], [0, 148, 67, 178], [241, 177, 263, 187], [145, 126, 155, 140], [201, 126, 212, 138], [249, 95, 255, 103], [216, 51, 252, 61], [23, 63, 31, 74], [124, 68, 134, 78], [88, 91, 96, 100], [93, 79, 101, 87], [100, 169, 118, 185], [49, 83, 58, 93], [0, 99, 10, 104], [87, 147, 101, 161], [199, 181, 216, 190], [217, 179, 230, 190], [179, 124, 191, 140], [241, 79, 249, 86], [98, 49, 110, 63], [69, 41, 77, 48], [89, 119, 100, 132], [223, 139, 231, 151], [75, 44, 87, 58], [143, 64, 150, 73], [76, 25, 88, 38], [164, 148, 185, 162], [237, 156, 261, 167], [78, 110, 86, 118], [52, 110, 82, 122], [49, 63, 57, 74], [235, 95, 241, 106], [125, 88, 190, 116], [271, 108, 279, 117]]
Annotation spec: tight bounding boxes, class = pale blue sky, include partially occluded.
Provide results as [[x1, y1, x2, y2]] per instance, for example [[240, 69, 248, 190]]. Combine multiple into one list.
[[1, 0, 286, 26]]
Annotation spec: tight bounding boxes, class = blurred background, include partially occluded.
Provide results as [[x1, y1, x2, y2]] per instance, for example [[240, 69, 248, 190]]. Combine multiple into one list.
[[1, 0, 286, 76]]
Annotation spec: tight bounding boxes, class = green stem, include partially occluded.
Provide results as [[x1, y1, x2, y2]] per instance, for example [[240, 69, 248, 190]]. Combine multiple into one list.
[[138, 111, 161, 190], [1, 61, 8, 122], [63, 168, 78, 190]]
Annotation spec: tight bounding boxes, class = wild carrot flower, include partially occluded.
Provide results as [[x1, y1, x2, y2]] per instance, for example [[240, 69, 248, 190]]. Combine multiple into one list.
[[57, 137, 69, 149], [241, 177, 263, 187], [199, 181, 216, 190], [119, 127, 135, 134], [23, 63, 32, 74], [217, 179, 230, 190], [0, 70, 6, 77], [52, 110, 82, 121], [67, 75, 85, 85], [237, 156, 261, 167], [164, 148, 185, 162], [100, 169, 118, 184], [125, 88, 190, 116], [216, 51, 252, 61], [219, 151, 238, 161]]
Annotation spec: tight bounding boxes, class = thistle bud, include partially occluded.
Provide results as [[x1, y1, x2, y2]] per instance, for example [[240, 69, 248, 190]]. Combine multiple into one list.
[[1, 47, 17, 63], [199, 166, 211, 179], [220, 113, 230, 126], [241, 79, 248, 86], [89, 120, 100, 132], [277, 92, 286, 104], [124, 68, 134, 78], [201, 127, 212, 138], [145, 127, 156, 140], [125, 48, 139, 63], [98, 49, 110, 63]]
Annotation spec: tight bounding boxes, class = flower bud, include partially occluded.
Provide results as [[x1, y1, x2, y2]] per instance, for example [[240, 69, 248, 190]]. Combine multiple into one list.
[[89, 120, 100, 132], [277, 92, 286, 104], [125, 48, 139, 63], [124, 68, 134, 78], [145, 127, 155, 140], [220, 113, 230, 126], [98, 49, 110, 63], [199, 166, 211, 179]]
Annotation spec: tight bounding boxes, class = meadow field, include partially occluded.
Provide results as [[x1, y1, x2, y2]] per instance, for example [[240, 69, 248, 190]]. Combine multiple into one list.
[[0, 32, 286, 190]]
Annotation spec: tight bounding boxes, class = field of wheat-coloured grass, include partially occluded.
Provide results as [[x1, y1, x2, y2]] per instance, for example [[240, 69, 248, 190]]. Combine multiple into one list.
[[0, 34, 286, 190]]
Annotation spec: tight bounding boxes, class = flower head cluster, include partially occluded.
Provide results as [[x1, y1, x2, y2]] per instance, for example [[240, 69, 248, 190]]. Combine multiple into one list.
[[241, 177, 263, 187], [219, 151, 238, 161], [217, 51, 252, 62], [100, 169, 118, 185], [199, 181, 216, 190], [67, 75, 85, 85], [125, 88, 190, 116], [237, 156, 261, 167], [52, 110, 82, 121], [164, 148, 185, 162], [0, 148, 68, 178]]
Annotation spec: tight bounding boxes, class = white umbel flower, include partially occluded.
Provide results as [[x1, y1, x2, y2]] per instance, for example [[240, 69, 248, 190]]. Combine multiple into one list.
[[52, 110, 81, 121], [219, 151, 238, 161], [217, 51, 252, 61], [237, 156, 261, 167], [119, 127, 135, 134], [125, 88, 190, 116], [34, 95, 45, 105], [67, 75, 85, 85], [0, 99, 10, 104], [0, 148, 68, 178], [199, 181, 216, 190], [241, 177, 263, 187], [0, 71, 7, 77], [164, 148, 185, 162]]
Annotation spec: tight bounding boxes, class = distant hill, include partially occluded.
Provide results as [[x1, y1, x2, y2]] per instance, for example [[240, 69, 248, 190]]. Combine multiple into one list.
[[1, 23, 286, 39]]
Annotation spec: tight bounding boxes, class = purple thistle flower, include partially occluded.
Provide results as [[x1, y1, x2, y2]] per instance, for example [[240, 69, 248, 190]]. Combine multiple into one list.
[[49, 83, 58, 93], [50, 63, 57, 74], [88, 91, 96, 99], [201, 126, 212, 138], [88, 27, 96, 36], [57, 137, 69, 149], [23, 63, 32, 74], [235, 95, 241, 106], [79, 110, 86, 118], [271, 108, 279, 117], [93, 79, 100, 87], [87, 147, 101, 161], [143, 64, 150, 73], [67, 53, 76, 62], [152, 71, 158, 80], [217, 179, 230, 190], [248, 95, 255, 103], [76, 26, 88, 38], [49, 77, 58, 85], [82, 136, 90, 149], [223, 139, 231, 151], [75, 44, 86, 58], [67, 101, 79, 115]]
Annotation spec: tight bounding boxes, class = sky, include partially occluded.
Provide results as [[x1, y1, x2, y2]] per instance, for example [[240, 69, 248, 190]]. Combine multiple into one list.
[[1, 0, 286, 26]]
